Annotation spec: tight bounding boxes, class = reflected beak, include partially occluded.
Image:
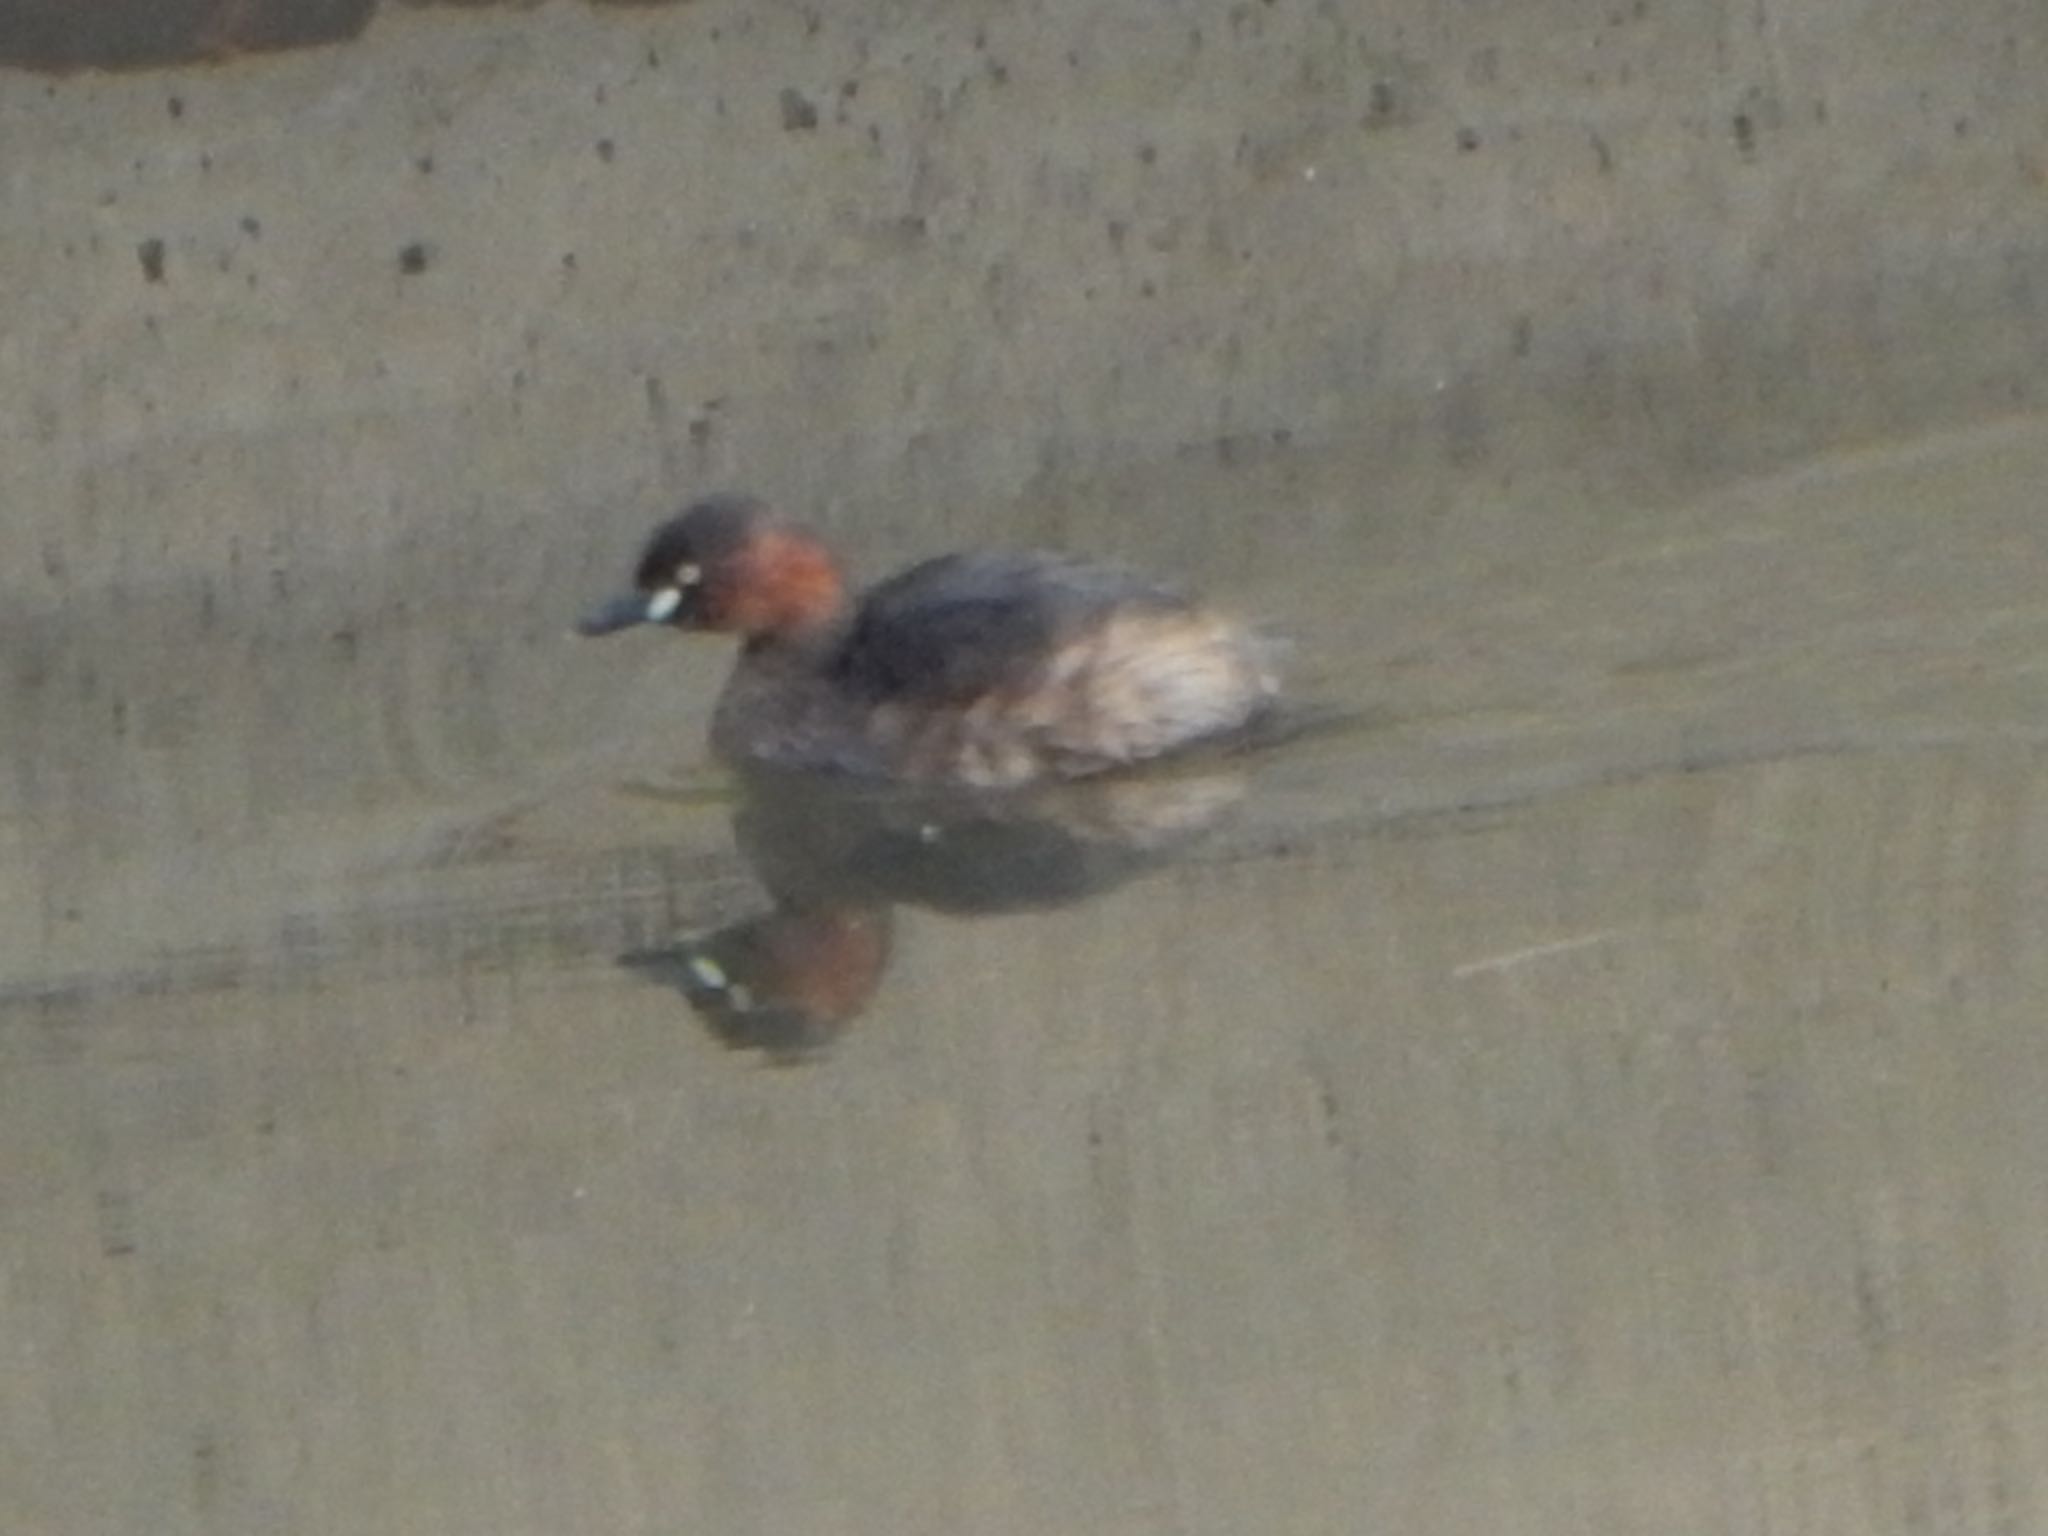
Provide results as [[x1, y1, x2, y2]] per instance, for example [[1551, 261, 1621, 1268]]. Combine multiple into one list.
[[577, 592, 663, 637]]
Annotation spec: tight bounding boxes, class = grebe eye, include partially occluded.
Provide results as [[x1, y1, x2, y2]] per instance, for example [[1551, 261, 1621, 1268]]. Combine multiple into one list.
[[675, 561, 702, 588], [644, 586, 684, 622]]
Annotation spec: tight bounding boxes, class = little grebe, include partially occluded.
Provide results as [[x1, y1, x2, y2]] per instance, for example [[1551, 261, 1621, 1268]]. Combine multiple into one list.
[[578, 494, 1280, 788]]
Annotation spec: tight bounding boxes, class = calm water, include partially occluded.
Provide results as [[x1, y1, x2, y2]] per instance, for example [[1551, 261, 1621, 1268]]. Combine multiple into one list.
[[7, 0, 2048, 1522], [7, 417, 2048, 1533]]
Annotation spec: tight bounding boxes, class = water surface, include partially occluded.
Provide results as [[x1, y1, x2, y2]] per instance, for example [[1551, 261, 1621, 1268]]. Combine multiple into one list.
[[8, 418, 2048, 1532]]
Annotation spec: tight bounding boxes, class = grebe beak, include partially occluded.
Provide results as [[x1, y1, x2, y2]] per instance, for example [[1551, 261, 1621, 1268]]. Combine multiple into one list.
[[577, 586, 682, 636]]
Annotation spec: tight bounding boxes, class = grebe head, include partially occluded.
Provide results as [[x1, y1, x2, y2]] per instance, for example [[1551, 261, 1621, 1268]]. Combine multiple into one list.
[[578, 493, 847, 644]]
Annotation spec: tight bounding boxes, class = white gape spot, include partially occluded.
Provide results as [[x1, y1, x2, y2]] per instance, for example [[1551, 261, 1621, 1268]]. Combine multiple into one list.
[[644, 586, 684, 623], [686, 953, 728, 989]]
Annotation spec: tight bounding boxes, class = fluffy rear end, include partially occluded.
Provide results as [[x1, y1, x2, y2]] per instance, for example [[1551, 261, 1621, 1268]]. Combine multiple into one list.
[[1047, 609, 1281, 764]]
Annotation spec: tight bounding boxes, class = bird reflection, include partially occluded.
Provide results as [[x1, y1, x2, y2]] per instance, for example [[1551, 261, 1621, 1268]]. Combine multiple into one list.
[[620, 760, 1253, 1060]]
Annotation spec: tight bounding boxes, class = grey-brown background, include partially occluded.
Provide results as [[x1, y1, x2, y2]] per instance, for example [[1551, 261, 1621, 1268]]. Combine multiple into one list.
[[4, 1, 2048, 1532]]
